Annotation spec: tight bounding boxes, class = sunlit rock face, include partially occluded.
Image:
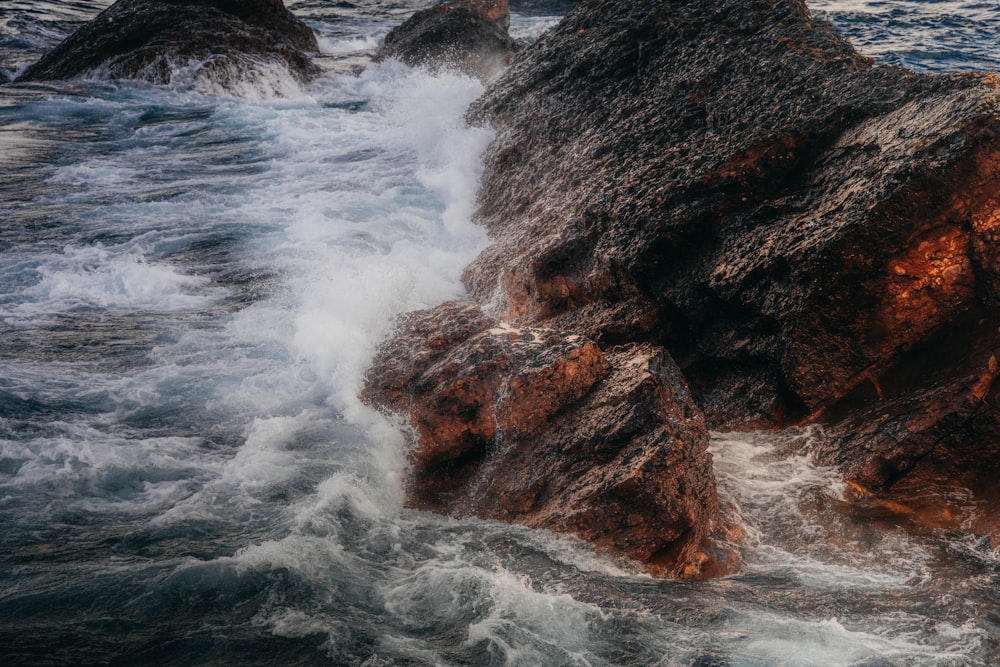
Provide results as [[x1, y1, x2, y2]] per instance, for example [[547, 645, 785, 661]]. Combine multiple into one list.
[[376, 0, 517, 82], [363, 302, 731, 579], [15, 0, 319, 85], [466, 0, 1000, 492]]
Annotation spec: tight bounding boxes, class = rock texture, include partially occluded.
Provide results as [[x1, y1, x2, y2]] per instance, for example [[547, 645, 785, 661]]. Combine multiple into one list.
[[464, 0, 1000, 494], [377, 0, 517, 81], [367, 0, 1000, 573], [363, 302, 730, 578], [15, 0, 319, 86]]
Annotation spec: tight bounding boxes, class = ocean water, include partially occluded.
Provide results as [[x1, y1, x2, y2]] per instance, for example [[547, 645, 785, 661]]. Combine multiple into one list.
[[0, 1, 998, 665]]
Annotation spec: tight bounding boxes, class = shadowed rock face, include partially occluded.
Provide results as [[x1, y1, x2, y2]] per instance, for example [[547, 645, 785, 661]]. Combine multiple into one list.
[[377, 0, 517, 81], [15, 0, 319, 85], [464, 0, 1000, 492], [363, 302, 731, 578]]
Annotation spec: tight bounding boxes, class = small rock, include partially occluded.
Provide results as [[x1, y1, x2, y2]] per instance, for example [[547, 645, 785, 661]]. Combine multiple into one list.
[[377, 0, 517, 81], [15, 0, 320, 87]]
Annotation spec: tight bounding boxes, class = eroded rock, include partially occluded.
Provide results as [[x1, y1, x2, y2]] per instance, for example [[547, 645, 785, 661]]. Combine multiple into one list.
[[366, 0, 1000, 571], [464, 0, 1000, 496], [15, 0, 320, 88], [376, 0, 517, 81], [363, 302, 730, 578]]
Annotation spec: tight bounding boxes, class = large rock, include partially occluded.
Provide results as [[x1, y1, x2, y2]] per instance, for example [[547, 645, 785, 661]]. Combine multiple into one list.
[[15, 0, 319, 86], [463, 0, 1000, 495], [363, 302, 731, 578], [376, 0, 517, 81]]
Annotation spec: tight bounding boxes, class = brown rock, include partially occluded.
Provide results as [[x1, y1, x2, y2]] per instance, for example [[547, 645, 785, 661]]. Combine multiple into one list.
[[463, 0, 1000, 502], [363, 303, 730, 578], [376, 0, 517, 82], [15, 0, 320, 87], [819, 315, 1000, 492]]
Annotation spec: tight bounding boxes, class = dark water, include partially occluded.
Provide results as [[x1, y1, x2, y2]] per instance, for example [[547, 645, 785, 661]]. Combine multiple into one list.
[[0, 1, 998, 665]]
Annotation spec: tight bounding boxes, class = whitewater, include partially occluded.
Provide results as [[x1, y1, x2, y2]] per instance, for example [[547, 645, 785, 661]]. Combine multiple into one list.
[[1, 1, 998, 665]]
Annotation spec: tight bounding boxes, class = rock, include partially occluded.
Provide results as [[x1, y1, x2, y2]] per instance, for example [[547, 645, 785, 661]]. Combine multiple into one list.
[[464, 0, 1000, 493], [363, 302, 731, 578], [377, 0, 517, 81], [819, 315, 1000, 493], [15, 0, 320, 87]]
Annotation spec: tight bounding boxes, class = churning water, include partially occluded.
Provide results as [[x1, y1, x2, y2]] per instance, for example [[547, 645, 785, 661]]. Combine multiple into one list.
[[0, 1, 998, 665]]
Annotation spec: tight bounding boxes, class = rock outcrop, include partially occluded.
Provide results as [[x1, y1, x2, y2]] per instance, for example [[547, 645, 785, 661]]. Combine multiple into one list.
[[367, 0, 1000, 573], [15, 0, 319, 86], [463, 0, 1000, 495], [363, 302, 730, 578], [376, 0, 517, 81]]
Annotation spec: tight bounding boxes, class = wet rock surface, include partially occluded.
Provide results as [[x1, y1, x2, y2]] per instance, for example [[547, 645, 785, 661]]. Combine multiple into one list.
[[368, 0, 1000, 571], [363, 302, 729, 578], [820, 314, 1000, 492], [377, 0, 517, 81], [15, 0, 320, 85], [465, 0, 1000, 495]]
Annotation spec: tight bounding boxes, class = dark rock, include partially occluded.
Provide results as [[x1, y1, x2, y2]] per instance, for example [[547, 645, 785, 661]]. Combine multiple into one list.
[[15, 0, 320, 87], [377, 0, 517, 81], [463, 0, 1000, 497], [820, 314, 1000, 492], [363, 302, 732, 578]]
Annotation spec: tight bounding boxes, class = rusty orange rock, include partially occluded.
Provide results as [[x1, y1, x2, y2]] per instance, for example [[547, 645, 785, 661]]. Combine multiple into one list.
[[363, 303, 731, 578]]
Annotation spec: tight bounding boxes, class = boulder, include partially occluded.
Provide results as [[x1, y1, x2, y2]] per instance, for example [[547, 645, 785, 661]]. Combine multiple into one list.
[[363, 302, 731, 578], [376, 0, 517, 81], [463, 0, 1000, 496], [15, 0, 319, 86]]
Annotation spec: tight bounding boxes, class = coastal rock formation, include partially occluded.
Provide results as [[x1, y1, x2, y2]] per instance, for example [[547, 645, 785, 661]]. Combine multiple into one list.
[[363, 302, 729, 578], [377, 0, 517, 81], [367, 0, 1000, 573], [15, 0, 319, 86], [464, 0, 1000, 494]]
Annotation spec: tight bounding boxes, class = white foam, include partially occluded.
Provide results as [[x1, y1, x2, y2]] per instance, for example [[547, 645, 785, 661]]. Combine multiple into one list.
[[317, 33, 384, 55], [245, 63, 491, 421], [714, 611, 983, 666], [168, 56, 310, 101], [711, 430, 935, 588], [0, 420, 221, 515], [2, 244, 225, 317]]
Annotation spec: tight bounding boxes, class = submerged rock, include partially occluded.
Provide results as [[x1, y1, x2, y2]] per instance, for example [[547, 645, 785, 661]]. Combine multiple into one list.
[[363, 302, 731, 578], [15, 0, 319, 87], [377, 0, 517, 81], [464, 0, 1000, 496]]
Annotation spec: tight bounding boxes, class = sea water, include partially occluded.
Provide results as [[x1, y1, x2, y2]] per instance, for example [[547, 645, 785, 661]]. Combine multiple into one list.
[[1, 1, 998, 665]]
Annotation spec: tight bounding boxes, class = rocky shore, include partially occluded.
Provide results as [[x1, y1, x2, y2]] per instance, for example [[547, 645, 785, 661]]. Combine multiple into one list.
[[366, 0, 1000, 576], [17, 0, 1000, 577]]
